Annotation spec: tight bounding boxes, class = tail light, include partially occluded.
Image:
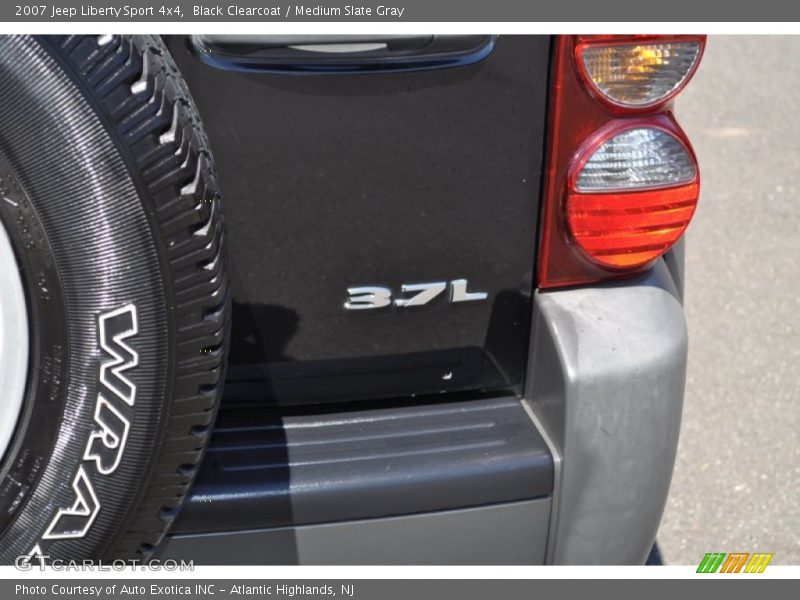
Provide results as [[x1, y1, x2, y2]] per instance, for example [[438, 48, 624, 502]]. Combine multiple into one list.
[[538, 35, 705, 288], [577, 37, 703, 111]]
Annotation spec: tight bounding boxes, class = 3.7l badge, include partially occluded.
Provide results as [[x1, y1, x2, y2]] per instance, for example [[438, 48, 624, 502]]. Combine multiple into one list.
[[344, 279, 488, 310]]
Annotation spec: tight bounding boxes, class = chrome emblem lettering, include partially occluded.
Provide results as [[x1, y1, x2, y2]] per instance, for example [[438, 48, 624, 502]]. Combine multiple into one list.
[[345, 280, 487, 310]]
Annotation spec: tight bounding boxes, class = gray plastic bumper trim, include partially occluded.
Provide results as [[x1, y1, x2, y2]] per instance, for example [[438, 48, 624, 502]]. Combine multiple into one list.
[[160, 498, 550, 565], [525, 259, 687, 564]]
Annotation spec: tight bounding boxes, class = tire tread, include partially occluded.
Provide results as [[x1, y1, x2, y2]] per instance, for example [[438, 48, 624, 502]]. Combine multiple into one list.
[[53, 34, 229, 560]]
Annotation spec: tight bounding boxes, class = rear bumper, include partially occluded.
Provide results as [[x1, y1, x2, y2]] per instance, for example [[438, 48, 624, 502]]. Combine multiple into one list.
[[528, 257, 687, 564], [160, 256, 687, 565]]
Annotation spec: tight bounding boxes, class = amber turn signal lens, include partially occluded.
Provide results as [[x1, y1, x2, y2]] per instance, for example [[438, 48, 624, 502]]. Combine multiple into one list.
[[578, 39, 703, 110]]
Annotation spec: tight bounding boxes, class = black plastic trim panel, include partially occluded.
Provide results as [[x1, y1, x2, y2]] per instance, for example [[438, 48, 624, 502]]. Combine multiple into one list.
[[172, 397, 553, 533]]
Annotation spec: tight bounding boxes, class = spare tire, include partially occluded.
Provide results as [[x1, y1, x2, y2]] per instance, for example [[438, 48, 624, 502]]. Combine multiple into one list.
[[0, 35, 229, 563]]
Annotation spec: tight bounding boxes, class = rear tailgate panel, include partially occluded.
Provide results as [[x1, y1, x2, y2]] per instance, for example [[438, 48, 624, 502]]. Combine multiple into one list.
[[168, 35, 551, 404]]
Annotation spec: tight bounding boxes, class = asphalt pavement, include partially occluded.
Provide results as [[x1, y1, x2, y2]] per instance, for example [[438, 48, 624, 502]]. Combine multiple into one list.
[[657, 36, 800, 565]]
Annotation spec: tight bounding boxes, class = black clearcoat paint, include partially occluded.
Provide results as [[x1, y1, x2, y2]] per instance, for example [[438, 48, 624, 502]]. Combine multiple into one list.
[[167, 36, 551, 405]]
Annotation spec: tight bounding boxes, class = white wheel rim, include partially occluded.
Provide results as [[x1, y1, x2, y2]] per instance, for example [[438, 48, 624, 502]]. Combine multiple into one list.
[[0, 217, 28, 466]]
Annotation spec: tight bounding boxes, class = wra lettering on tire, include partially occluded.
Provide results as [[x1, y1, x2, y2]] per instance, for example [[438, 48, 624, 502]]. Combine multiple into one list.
[[41, 466, 100, 541], [34, 304, 139, 552]]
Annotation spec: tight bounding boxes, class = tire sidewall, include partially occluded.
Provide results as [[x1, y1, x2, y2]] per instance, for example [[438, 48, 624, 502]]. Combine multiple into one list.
[[0, 36, 173, 562]]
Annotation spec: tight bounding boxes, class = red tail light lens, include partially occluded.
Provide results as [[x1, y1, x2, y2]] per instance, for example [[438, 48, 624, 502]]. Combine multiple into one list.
[[538, 35, 704, 288], [567, 121, 698, 269]]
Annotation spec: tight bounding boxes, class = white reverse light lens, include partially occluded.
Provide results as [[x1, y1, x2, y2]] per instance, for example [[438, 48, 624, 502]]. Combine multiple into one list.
[[581, 41, 700, 107], [575, 127, 696, 192]]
